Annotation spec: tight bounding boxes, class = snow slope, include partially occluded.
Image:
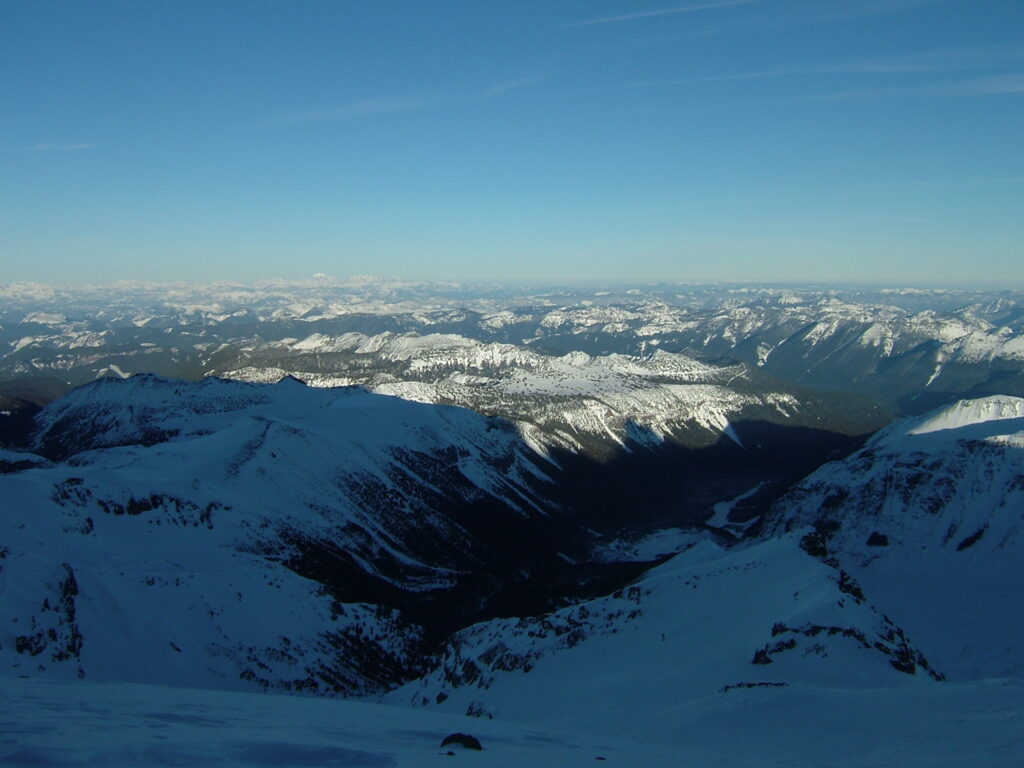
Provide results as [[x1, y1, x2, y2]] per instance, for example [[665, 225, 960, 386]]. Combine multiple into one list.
[[762, 395, 1024, 678], [389, 532, 942, 738], [1, 375, 580, 694], [3, 675, 1022, 768], [0, 677, 682, 767]]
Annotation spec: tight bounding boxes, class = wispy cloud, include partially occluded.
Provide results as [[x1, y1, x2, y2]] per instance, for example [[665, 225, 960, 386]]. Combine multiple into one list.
[[836, 45, 1024, 74], [556, 0, 758, 29], [267, 78, 545, 126], [942, 73, 1024, 96], [575, 1, 972, 57], [801, 72, 1024, 102], [30, 142, 102, 152], [621, 45, 1024, 89]]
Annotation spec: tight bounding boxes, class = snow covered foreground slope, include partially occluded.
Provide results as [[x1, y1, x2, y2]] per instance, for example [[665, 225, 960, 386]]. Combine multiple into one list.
[[389, 533, 941, 731], [762, 395, 1024, 678], [0, 375, 590, 694], [0, 677, 682, 767], [3, 676, 1022, 768]]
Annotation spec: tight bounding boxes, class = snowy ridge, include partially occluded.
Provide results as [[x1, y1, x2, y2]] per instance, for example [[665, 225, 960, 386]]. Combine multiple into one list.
[[1, 376, 584, 694], [372, 344, 774, 454], [224, 333, 863, 458], [31, 374, 288, 458], [903, 394, 1024, 435], [762, 395, 1024, 678]]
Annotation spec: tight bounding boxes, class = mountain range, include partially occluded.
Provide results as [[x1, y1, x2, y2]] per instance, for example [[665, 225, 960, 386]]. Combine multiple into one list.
[[2, 280, 1022, 415], [2, 280, 1023, 766]]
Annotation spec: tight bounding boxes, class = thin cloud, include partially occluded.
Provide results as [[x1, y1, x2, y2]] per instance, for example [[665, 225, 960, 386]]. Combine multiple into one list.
[[836, 44, 1024, 74], [622, 45, 1024, 88], [268, 79, 545, 126], [30, 142, 102, 152], [556, 0, 758, 29], [779, 0, 958, 26], [575, 1, 970, 56], [946, 72, 1024, 96], [801, 72, 1024, 102]]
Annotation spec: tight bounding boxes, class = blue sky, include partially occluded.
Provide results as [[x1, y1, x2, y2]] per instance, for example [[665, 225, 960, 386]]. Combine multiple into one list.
[[2, 0, 1022, 286]]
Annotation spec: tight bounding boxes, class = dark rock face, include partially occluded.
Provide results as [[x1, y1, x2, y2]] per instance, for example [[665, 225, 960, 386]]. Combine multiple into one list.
[[440, 733, 482, 751], [13, 564, 84, 677], [955, 525, 987, 551]]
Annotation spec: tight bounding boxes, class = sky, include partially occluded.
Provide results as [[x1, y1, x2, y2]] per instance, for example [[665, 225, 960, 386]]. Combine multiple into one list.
[[1, 0, 1022, 287]]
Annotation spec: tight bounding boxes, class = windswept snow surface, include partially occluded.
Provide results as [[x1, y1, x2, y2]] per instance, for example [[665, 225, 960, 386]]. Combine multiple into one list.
[[0, 677, 681, 767], [904, 394, 1024, 436], [2, 662, 1022, 767]]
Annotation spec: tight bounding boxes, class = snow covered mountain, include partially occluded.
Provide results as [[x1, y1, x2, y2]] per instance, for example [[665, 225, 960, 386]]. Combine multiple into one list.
[[3, 281, 1023, 765], [223, 331, 884, 455], [760, 395, 1024, 678], [2, 280, 1022, 417], [368, 394, 1023, 755], [219, 333, 890, 536], [0, 367, 893, 700], [0, 375, 611, 694], [2, 369, 1023, 764]]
